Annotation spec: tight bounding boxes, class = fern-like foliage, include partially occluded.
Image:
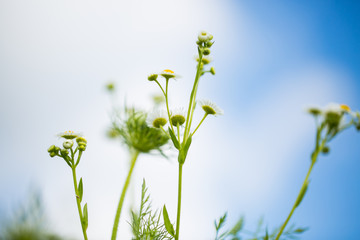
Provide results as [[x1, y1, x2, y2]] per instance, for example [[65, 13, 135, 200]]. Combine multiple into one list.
[[130, 180, 173, 240], [214, 214, 307, 240]]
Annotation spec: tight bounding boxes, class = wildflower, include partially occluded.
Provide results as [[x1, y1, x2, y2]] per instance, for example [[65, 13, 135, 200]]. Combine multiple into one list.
[[160, 69, 179, 80], [148, 74, 158, 81], [198, 31, 211, 42], [57, 131, 81, 140], [147, 110, 168, 128], [63, 140, 74, 149], [199, 100, 223, 116], [170, 108, 186, 126]]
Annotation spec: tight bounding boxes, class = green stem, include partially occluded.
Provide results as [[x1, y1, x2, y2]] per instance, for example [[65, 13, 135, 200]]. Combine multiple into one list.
[[275, 139, 326, 240], [184, 51, 203, 141], [191, 113, 208, 136], [71, 166, 88, 240], [165, 79, 175, 133], [111, 150, 140, 240], [175, 163, 183, 240]]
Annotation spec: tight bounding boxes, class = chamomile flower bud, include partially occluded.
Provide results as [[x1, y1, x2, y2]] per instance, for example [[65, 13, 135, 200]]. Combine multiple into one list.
[[76, 137, 87, 144], [50, 152, 56, 158], [160, 69, 179, 80], [203, 48, 211, 55], [60, 149, 69, 158], [148, 110, 168, 128], [198, 31, 211, 42], [199, 100, 224, 116], [307, 106, 321, 116], [47, 145, 56, 153], [57, 131, 81, 140], [210, 67, 216, 75], [78, 144, 86, 152], [195, 56, 212, 65], [170, 108, 186, 126], [205, 41, 214, 48], [148, 74, 158, 81], [63, 140, 73, 149], [322, 146, 330, 154]]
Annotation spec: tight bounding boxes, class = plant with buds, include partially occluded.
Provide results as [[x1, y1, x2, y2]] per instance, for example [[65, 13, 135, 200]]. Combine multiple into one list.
[[47, 131, 88, 240], [147, 30, 223, 240]]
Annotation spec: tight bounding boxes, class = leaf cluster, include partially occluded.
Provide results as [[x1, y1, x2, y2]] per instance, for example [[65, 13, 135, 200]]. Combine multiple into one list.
[[130, 180, 173, 240]]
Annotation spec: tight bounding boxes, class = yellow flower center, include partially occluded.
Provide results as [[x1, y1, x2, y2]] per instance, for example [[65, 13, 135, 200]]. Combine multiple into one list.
[[340, 104, 350, 112], [163, 69, 174, 73]]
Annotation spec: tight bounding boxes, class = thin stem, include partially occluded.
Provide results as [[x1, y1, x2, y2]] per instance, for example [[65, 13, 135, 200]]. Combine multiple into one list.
[[175, 163, 183, 240], [160, 125, 170, 138], [71, 166, 88, 240], [191, 113, 208, 137], [155, 80, 166, 96], [183, 51, 203, 141], [177, 123, 181, 144], [111, 150, 140, 240], [275, 138, 326, 240], [165, 79, 175, 133]]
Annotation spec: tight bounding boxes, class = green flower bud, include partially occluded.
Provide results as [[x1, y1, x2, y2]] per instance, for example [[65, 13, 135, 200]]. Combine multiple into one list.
[[356, 124, 360, 131], [47, 145, 56, 153], [203, 48, 211, 55], [78, 145, 86, 151], [171, 115, 185, 126], [148, 74, 158, 81], [210, 67, 216, 75], [60, 149, 69, 158], [205, 41, 214, 47], [322, 146, 330, 154], [76, 137, 87, 144], [63, 140, 74, 149], [49, 152, 56, 158], [106, 82, 115, 92]]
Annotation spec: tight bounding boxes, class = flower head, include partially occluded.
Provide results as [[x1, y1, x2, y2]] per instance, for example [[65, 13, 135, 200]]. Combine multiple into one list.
[[170, 108, 186, 126], [148, 74, 158, 81], [147, 110, 168, 128], [160, 69, 179, 80], [57, 130, 81, 139], [199, 100, 223, 116], [198, 31, 212, 42]]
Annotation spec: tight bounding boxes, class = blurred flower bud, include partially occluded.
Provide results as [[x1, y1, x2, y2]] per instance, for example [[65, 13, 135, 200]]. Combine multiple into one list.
[[60, 149, 69, 158], [322, 146, 330, 154], [203, 48, 211, 55], [47, 145, 56, 153], [78, 144, 87, 152], [50, 152, 56, 158], [210, 67, 216, 75], [148, 74, 158, 81], [63, 140, 74, 149], [106, 82, 115, 92], [76, 137, 87, 144]]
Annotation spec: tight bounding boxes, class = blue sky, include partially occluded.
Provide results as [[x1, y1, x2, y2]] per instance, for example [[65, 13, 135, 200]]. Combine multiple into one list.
[[0, 0, 359, 239]]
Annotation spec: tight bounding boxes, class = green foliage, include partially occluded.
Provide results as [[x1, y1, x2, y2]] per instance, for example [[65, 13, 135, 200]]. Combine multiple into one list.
[[130, 180, 174, 240], [112, 108, 169, 154], [0, 191, 66, 240]]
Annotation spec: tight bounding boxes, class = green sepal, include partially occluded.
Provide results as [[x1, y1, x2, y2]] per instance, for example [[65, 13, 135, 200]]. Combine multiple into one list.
[[295, 181, 309, 207], [178, 135, 192, 164], [168, 127, 180, 149], [82, 203, 88, 230], [78, 178, 83, 203], [162, 205, 175, 237]]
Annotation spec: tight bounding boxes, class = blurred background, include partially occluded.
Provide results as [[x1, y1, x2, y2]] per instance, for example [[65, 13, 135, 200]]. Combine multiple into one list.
[[1, 0, 360, 239]]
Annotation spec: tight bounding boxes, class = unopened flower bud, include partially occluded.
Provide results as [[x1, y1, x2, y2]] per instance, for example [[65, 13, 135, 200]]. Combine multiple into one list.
[[47, 145, 56, 153], [205, 41, 214, 48], [148, 74, 158, 81], [106, 82, 115, 92], [63, 140, 74, 149], [78, 145, 86, 151], [50, 152, 56, 158], [322, 146, 330, 154], [76, 137, 87, 144], [203, 48, 211, 55], [60, 149, 69, 157], [210, 67, 216, 75]]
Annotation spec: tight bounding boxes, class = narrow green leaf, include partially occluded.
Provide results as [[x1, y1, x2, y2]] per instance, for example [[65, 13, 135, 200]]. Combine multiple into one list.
[[82, 203, 88, 230], [229, 216, 244, 235], [162, 205, 175, 237], [182, 134, 192, 157], [264, 229, 269, 240], [168, 127, 180, 149], [78, 178, 83, 203], [295, 181, 309, 207]]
